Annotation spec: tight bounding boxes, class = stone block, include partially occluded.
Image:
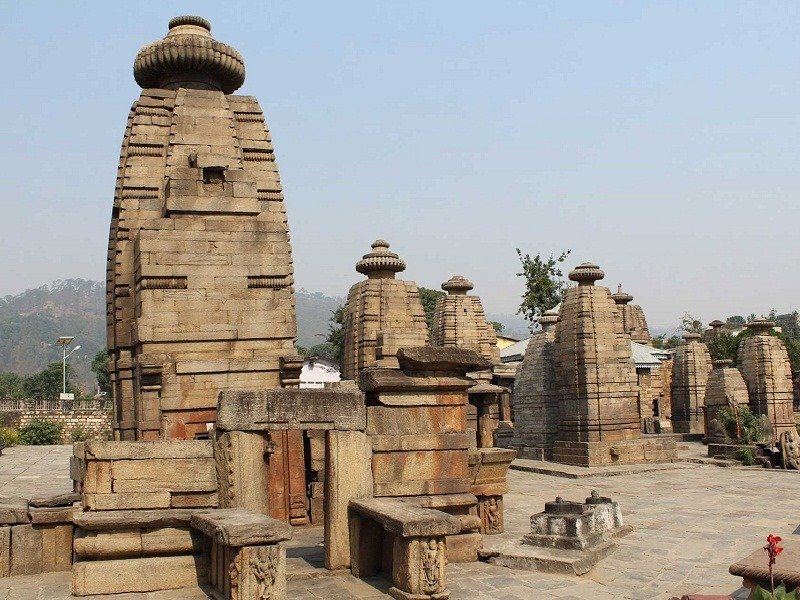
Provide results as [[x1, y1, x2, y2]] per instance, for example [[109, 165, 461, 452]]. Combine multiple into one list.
[[40, 524, 73, 572], [190, 509, 292, 547], [0, 526, 9, 577], [445, 532, 482, 563], [85, 440, 213, 460], [71, 554, 208, 595], [84, 461, 112, 494], [10, 524, 43, 576], [170, 491, 220, 508], [0, 497, 30, 525], [29, 507, 76, 525], [111, 458, 217, 492], [84, 492, 171, 511], [29, 492, 81, 508]]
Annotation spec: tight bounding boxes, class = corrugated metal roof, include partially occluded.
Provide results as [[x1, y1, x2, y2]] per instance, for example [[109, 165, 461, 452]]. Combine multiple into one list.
[[500, 337, 668, 369], [500, 338, 530, 363]]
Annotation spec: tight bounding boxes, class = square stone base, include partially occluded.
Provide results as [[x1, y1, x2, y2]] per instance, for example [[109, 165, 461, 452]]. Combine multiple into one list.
[[552, 437, 677, 467]]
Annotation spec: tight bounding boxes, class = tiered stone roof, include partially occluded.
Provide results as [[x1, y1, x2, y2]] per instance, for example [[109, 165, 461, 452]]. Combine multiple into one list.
[[703, 359, 750, 442], [610, 285, 651, 344], [670, 332, 712, 434]]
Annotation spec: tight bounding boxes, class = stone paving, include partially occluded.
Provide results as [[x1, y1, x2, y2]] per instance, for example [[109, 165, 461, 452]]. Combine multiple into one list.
[[1, 444, 798, 599]]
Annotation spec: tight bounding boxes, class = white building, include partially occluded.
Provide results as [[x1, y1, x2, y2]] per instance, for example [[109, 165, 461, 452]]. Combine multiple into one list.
[[299, 356, 342, 389]]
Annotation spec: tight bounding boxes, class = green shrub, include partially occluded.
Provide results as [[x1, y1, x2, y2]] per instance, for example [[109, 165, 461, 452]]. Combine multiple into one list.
[[737, 447, 757, 466], [70, 427, 87, 443], [718, 405, 765, 444], [0, 427, 20, 447], [19, 419, 64, 445]]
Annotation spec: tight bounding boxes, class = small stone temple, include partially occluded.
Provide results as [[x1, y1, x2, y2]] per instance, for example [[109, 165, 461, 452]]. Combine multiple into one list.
[[431, 275, 500, 364], [508, 310, 559, 459], [670, 332, 713, 434], [704, 319, 726, 343], [703, 359, 750, 443], [610, 286, 652, 344], [106, 16, 299, 441], [431, 276, 505, 448], [341, 240, 429, 380], [552, 263, 676, 466], [737, 319, 795, 439]]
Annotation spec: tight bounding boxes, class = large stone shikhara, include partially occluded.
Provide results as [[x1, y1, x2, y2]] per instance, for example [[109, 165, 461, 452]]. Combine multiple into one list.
[[106, 16, 298, 441], [670, 332, 713, 434]]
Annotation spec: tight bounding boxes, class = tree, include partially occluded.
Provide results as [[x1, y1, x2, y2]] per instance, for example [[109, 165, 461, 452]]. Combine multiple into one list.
[[651, 334, 683, 349], [91, 349, 111, 395], [680, 312, 704, 334], [726, 315, 746, 329], [417, 287, 445, 337], [0, 373, 24, 399], [490, 321, 505, 334], [325, 305, 346, 365], [22, 363, 77, 400], [707, 331, 741, 364], [515, 248, 571, 326]]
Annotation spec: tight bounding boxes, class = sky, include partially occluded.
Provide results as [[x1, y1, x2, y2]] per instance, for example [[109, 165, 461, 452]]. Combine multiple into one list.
[[0, 1, 798, 331]]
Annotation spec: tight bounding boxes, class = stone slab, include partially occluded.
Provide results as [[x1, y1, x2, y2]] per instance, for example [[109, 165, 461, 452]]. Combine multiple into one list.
[[85, 440, 213, 460], [509, 457, 687, 479], [190, 508, 292, 547], [349, 498, 461, 538], [0, 497, 30, 525], [71, 554, 208, 595], [729, 537, 800, 587], [73, 508, 206, 530], [0, 526, 9, 577], [216, 388, 366, 431], [29, 507, 76, 524], [29, 493, 81, 508], [10, 524, 43, 576], [84, 491, 171, 511]]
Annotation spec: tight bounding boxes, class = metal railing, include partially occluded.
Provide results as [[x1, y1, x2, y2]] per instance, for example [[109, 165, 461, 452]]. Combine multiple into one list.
[[0, 398, 112, 412]]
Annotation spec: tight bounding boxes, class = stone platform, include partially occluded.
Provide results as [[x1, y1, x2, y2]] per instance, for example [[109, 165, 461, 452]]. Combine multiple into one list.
[[4, 443, 796, 599]]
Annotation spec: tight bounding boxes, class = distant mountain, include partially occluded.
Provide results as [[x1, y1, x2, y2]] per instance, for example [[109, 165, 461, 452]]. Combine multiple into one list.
[[486, 312, 532, 341], [295, 289, 344, 348], [0, 279, 105, 393]]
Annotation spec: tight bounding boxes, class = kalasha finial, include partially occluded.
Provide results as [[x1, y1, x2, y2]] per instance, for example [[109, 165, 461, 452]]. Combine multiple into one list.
[[611, 284, 633, 305], [709, 319, 725, 329], [682, 332, 702, 342], [746, 318, 775, 334], [537, 309, 560, 331], [134, 16, 246, 93], [355, 240, 406, 278], [442, 275, 474, 295], [568, 262, 604, 286]]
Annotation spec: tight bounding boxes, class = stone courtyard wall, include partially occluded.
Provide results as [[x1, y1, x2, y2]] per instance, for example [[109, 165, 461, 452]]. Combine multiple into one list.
[[0, 399, 112, 443]]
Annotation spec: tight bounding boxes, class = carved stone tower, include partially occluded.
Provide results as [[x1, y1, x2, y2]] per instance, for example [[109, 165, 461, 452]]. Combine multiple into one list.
[[431, 276, 499, 364], [610, 286, 651, 344], [341, 240, 429, 380], [670, 332, 713, 434], [738, 319, 795, 440], [107, 17, 298, 440]]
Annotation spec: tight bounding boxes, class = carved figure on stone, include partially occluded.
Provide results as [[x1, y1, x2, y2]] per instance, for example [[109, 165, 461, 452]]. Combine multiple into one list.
[[421, 539, 443, 593], [229, 553, 241, 598], [486, 497, 501, 533], [250, 547, 277, 600], [780, 429, 800, 470]]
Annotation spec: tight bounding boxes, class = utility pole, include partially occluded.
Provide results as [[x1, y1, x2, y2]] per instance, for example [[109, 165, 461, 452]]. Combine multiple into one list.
[[52, 337, 80, 400]]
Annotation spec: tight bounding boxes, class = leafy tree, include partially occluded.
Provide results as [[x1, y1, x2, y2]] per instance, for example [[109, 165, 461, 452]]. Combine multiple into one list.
[[91, 350, 111, 395], [304, 342, 340, 362], [22, 363, 77, 400], [651, 334, 683, 349], [325, 305, 346, 365], [417, 287, 446, 336], [707, 331, 741, 364], [726, 315, 746, 328], [680, 312, 704, 334], [490, 321, 505, 334], [515, 248, 571, 326], [0, 373, 24, 399], [19, 419, 64, 445]]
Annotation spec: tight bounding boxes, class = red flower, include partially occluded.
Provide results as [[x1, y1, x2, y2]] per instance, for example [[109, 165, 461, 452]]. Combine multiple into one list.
[[764, 533, 785, 594]]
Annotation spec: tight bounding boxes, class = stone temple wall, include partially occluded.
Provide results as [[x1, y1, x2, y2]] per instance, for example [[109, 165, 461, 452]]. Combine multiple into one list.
[[670, 333, 712, 434], [0, 403, 112, 443]]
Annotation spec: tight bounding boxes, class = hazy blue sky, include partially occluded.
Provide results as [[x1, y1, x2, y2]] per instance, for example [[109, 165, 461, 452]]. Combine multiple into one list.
[[1, 1, 798, 330]]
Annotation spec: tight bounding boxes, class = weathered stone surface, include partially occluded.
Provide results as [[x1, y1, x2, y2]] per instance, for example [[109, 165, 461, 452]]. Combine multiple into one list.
[[0, 496, 30, 525], [729, 537, 800, 591], [108, 17, 299, 441], [432, 276, 500, 365], [552, 263, 650, 466], [73, 508, 203, 531], [671, 333, 713, 434], [29, 492, 81, 508], [216, 388, 366, 432], [10, 523, 43, 576], [39, 524, 73, 572], [738, 319, 796, 439], [396, 347, 491, 374], [341, 241, 429, 379], [111, 458, 217, 492], [84, 492, 171, 511], [29, 506, 76, 524], [510, 310, 559, 458], [73, 527, 204, 558], [611, 286, 651, 344], [324, 430, 373, 570], [214, 431, 269, 514], [191, 509, 292, 547], [349, 499, 461, 538], [0, 526, 9, 577], [221, 544, 287, 600], [72, 554, 208, 595], [703, 359, 749, 443], [85, 440, 212, 460]]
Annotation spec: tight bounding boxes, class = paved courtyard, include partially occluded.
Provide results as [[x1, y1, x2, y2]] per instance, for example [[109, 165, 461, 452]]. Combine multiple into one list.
[[1, 444, 798, 599]]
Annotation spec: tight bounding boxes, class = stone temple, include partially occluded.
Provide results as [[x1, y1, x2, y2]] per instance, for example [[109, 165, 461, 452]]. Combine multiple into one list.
[[106, 16, 299, 441], [610, 285, 651, 344], [670, 332, 713, 434]]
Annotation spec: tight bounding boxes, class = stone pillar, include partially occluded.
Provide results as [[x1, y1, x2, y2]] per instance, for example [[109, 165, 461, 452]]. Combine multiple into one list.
[[390, 537, 448, 600], [324, 430, 373, 570], [214, 431, 270, 514], [226, 544, 286, 600]]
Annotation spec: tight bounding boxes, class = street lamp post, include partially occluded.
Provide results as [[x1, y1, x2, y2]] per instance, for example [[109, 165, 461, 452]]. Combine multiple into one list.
[[53, 337, 80, 400]]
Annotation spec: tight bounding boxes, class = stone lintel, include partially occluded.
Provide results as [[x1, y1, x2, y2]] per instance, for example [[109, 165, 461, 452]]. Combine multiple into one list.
[[73, 508, 206, 531], [216, 388, 366, 432], [360, 369, 474, 393], [190, 508, 292, 547], [84, 440, 213, 460], [397, 346, 492, 374]]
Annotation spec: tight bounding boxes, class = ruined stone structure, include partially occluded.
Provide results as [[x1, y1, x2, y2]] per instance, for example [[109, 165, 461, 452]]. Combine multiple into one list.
[[106, 16, 298, 441], [431, 276, 500, 364], [670, 333, 712, 434], [703, 359, 750, 443], [610, 286, 651, 344], [508, 310, 559, 460], [704, 319, 725, 343], [738, 319, 795, 440], [341, 241, 429, 380], [552, 263, 675, 466]]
